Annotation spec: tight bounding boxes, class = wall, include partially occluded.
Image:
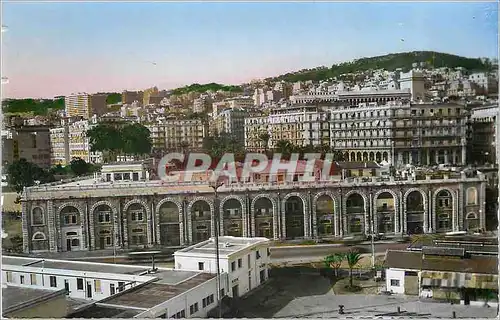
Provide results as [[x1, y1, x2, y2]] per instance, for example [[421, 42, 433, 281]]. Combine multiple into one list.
[[4, 293, 69, 319], [385, 269, 405, 294]]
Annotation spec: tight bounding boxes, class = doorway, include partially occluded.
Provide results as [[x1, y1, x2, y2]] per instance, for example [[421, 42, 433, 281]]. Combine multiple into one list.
[[86, 282, 92, 298], [64, 280, 69, 294], [66, 239, 72, 251], [232, 284, 239, 298], [260, 270, 265, 284], [99, 237, 105, 250]]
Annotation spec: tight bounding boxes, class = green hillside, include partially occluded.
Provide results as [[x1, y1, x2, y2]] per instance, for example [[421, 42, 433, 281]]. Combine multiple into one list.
[[170, 82, 243, 95], [2, 98, 65, 115], [271, 51, 493, 83]]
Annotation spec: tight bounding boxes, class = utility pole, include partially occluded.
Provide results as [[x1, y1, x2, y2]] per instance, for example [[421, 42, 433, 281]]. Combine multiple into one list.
[[210, 178, 224, 319], [369, 191, 375, 268]]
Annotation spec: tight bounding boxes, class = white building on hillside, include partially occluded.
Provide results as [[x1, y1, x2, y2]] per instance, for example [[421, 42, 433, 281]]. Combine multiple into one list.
[[174, 236, 271, 298]]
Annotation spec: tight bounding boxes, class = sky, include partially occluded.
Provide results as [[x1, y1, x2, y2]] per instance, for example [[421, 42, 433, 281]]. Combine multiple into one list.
[[1, 1, 498, 99]]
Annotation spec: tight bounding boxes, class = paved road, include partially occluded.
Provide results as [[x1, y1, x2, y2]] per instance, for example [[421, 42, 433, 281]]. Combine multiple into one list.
[[270, 242, 408, 261]]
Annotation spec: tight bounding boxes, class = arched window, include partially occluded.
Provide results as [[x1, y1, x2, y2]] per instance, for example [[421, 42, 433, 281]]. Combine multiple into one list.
[[466, 187, 477, 205], [32, 232, 46, 241], [466, 212, 478, 220], [32, 207, 44, 225]]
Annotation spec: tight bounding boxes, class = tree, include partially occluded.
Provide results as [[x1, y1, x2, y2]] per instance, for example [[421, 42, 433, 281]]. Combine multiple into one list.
[[258, 132, 270, 153], [70, 157, 90, 176], [345, 250, 362, 288], [6, 159, 55, 193], [121, 123, 152, 156], [275, 140, 294, 159], [324, 253, 345, 277]]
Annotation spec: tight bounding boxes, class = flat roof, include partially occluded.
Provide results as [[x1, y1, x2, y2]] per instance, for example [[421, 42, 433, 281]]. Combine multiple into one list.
[[175, 236, 270, 257], [385, 250, 498, 274], [2, 285, 66, 315], [2, 256, 149, 275], [68, 305, 142, 318], [101, 272, 215, 309]]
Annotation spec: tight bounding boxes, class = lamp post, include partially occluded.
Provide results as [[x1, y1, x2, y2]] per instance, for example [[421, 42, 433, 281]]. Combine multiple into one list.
[[209, 178, 224, 319]]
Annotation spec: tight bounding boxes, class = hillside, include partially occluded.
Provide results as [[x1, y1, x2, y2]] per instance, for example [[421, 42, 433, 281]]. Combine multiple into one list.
[[270, 51, 494, 83], [170, 82, 243, 96], [2, 98, 65, 115]]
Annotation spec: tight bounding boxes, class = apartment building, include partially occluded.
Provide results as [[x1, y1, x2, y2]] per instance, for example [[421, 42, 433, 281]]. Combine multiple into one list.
[[330, 102, 395, 163], [49, 119, 103, 166], [65, 93, 108, 119], [213, 107, 248, 145], [468, 72, 498, 95], [392, 102, 468, 166], [122, 90, 143, 105], [147, 119, 206, 152], [467, 105, 498, 165], [2, 126, 52, 168], [245, 105, 330, 150]]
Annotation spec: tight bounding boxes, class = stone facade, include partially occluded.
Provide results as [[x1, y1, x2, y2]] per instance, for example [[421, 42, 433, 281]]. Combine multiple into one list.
[[21, 174, 487, 253]]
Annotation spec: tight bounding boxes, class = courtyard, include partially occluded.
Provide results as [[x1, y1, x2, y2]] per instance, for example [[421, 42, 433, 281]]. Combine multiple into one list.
[[237, 267, 498, 319]]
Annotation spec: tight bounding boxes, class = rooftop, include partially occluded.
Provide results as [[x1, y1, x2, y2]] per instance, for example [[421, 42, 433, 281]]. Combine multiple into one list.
[[68, 305, 142, 319], [175, 236, 270, 258], [2, 256, 149, 275], [2, 285, 66, 315], [100, 272, 215, 309], [385, 250, 498, 274]]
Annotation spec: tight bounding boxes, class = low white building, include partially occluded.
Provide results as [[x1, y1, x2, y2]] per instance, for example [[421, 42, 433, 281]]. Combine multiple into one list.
[[2, 255, 226, 319], [174, 236, 271, 298]]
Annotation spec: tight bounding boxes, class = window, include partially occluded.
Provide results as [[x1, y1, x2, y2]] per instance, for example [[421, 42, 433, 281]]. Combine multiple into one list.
[[110, 283, 116, 295], [77, 278, 84, 290], [6, 271, 12, 283], [221, 288, 225, 297], [30, 274, 37, 285], [94, 280, 102, 293], [50, 276, 57, 287], [209, 294, 214, 304], [238, 258, 242, 268], [194, 302, 198, 312], [202, 298, 207, 308], [390, 279, 400, 287], [198, 262, 204, 271], [256, 250, 261, 260], [20, 275, 25, 284], [231, 261, 236, 272], [190, 305, 194, 315], [32, 207, 44, 225], [247, 254, 251, 268]]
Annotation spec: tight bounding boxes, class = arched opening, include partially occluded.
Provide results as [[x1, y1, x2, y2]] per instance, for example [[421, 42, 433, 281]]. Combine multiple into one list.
[[465, 212, 479, 231], [31, 232, 48, 251], [369, 152, 375, 161], [159, 201, 180, 246], [346, 193, 365, 235], [382, 152, 388, 162], [466, 187, 478, 205], [127, 203, 147, 247], [254, 198, 273, 238], [362, 152, 368, 162], [284, 196, 304, 239], [406, 191, 424, 234], [436, 190, 453, 232], [191, 200, 211, 244], [350, 153, 356, 162], [31, 207, 44, 225], [94, 204, 113, 250], [316, 195, 334, 238], [222, 199, 243, 237], [375, 192, 395, 234], [356, 152, 362, 162], [61, 206, 79, 226], [376, 152, 382, 163]]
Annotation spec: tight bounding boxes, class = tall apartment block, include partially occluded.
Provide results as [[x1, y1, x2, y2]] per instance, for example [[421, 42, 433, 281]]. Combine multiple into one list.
[[64, 93, 108, 119], [2, 126, 52, 169], [146, 119, 206, 152]]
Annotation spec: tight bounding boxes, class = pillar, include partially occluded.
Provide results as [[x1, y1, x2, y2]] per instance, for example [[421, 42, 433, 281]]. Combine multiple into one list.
[[426, 151, 430, 166], [444, 150, 449, 164], [22, 201, 29, 253], [461, 145, 467, 165], [435, 151, 439, 164]]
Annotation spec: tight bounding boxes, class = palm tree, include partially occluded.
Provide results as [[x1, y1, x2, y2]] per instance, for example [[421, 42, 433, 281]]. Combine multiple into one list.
[[258, 132, 270, 154], [324, 252, 345, 277], [275, 139, 293, 157], [345, 250, 362, 288]]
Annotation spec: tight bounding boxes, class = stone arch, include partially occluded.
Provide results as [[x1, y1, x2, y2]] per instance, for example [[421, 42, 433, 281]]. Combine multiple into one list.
[[312, 191, 338, 238], [219, 195, 246, 237], [281, 192, 309, 239], [57, 202, 83, 215], [403, 188, 428, 233], [56, 202, 85, 251], [187, 196, 214, 244], [433, 187, 456, 232], [156, 198, 184, 246], [91, 200, 118, 250], [32, 231, 46, 241], [465, 211, 479, 231], [466, 187, 478, 205], [90, 200, 117, 216], [251, 194, 277, 239], [343, 190, 368, 235], [373, 189, 399, 234], [123, 199, 151, 215]]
